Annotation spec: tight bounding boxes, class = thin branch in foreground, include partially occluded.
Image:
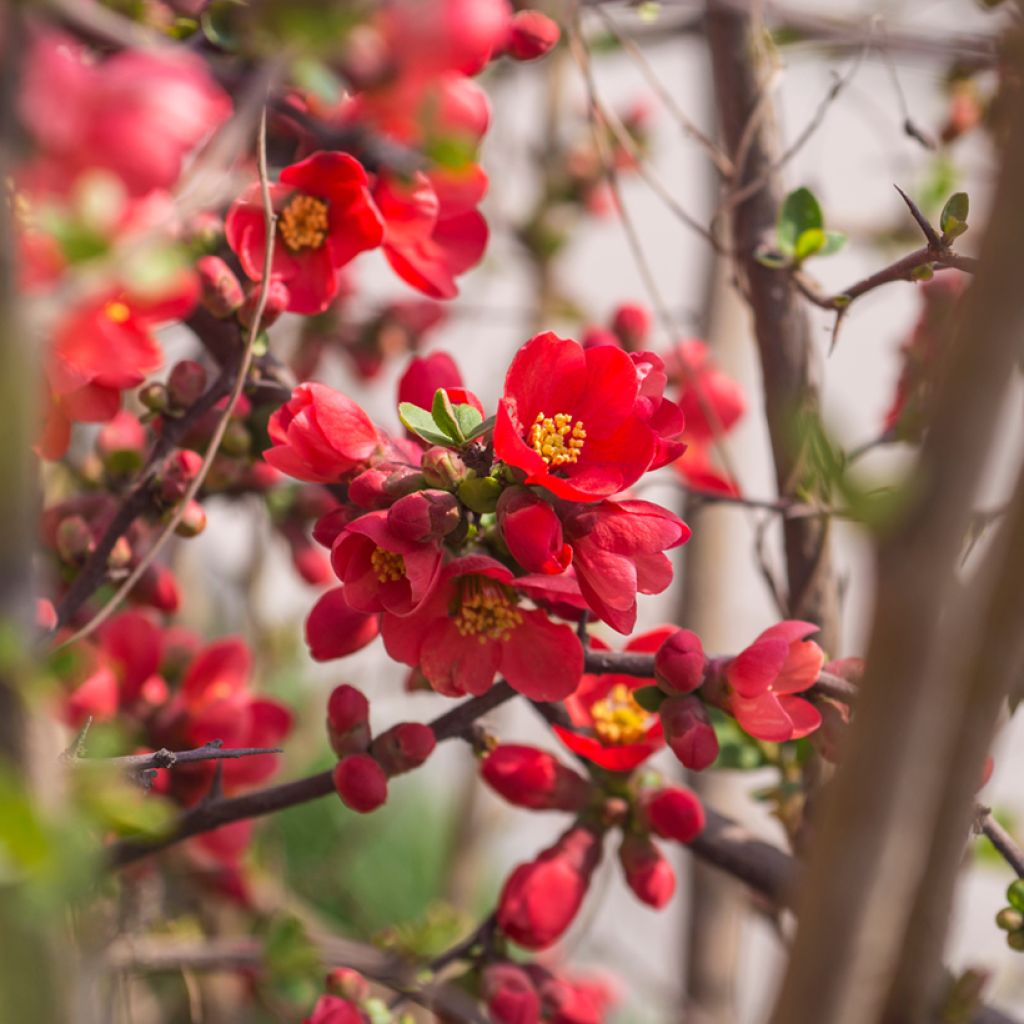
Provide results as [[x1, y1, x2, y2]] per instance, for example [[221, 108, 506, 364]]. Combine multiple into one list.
[[74, 743, 284, 773], [977, 808, 1024, 879]]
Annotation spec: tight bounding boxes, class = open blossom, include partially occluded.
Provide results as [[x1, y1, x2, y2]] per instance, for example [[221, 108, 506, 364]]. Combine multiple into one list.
[[721, 620, 825, 742], [561, 499, 690, 634], [381, 556, 583, 700], [495, 333, 676, 502], [264, 384, 380, 483], [305, 587, 382, 662], [552, 629, 671, 772], [226, 152, 384, 314], [19, 32, 231, 196], [330, 510, 443, 615]]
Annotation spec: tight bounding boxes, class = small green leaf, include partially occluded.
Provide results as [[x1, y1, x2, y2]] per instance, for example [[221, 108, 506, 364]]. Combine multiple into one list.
[[819, 231, 847, 257], [453, 404, 483, 439], [633, 686, 665, 713], [755, 247, 790, 269], [940, 192, 969, 240], [398, 403, 454, 447], [778, 187, 823, 256], [911, 263, 935, 282], [794, 227, 825, 263], [431, 389, 463, 442], [463, 414, 496, 442]]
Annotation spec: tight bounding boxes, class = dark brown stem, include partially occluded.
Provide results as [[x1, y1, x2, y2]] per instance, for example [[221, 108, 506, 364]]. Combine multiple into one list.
[[978, 809, 1024, 879], [76, 743, 284, 772]]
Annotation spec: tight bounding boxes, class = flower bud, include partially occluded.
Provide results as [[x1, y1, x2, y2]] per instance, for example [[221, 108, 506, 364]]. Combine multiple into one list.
[[238, 279, 290, 330], [1008, 930, 1024, 953], [371, 722, 436, 776], [618, 834, 676, 909], [610, 303, 651, 351], [457, 475, 503, 514], [505, 10, 560, 61], [156, 449, 203, 505], [581, 326, 620, 350], [107, 535, 133, 570], [659, 694, 718, 771], [496, 825, 603, 950], [135, 563, 180, 612], [56, 515, 95, 564], [167, 360, 208, 410], [996, 908, 1024, 932], [348, 465, 398, 510], [139, 381, 169, 413], [654, 629, 705, 694], [421, 446, 467, 489], [325, 968, 369, 1003], [313, 507, 359, 549], [496, 487, 571, 575], [481, 745, 590, 812], [332, 754, 387, 813], [639, 786, 705, 844], [387, 489, 461, 543], [483, 963, 541, 1024], [220, 419, 252, 457], [97, 411, 146, 475], [326, 684, 371, 757], [173, 499, 207, 537], [197, 255, 244, 318], [305, 995, 365, 1024]]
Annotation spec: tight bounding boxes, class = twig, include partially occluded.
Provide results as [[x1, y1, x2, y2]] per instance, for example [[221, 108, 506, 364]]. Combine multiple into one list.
[[74, 743, 284, 772], [55, 103, 277, 650], [977, 808, 1024, 879]]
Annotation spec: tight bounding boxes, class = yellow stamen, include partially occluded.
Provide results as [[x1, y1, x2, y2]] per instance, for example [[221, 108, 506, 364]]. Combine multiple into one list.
[[105, 301, 131, 323], [278, 193, 329, 252], [371, 547, 405, 583], [528, 411, 586, 467], [453, 579, 523, 644], [591, 683, 651, 745]]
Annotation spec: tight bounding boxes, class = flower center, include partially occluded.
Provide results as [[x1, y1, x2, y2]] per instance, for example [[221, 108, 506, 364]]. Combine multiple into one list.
[[104, 300, 131, 324], [278, 193, 329, 252], [453, 579, 523, 644], [591, 683, 652, 745], [371, 547, 405, 583], [528, 411, 586, 467]]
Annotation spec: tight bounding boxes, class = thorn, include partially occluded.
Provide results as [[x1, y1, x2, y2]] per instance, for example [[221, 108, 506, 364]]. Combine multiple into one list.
[[893, 184, 941, 248], [829, 309, 848, 355], [61, 716, 93, 761]]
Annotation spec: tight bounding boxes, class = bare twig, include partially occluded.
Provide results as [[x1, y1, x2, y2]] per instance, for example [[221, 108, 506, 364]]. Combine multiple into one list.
[[75, 743, 284, 773], [977, 808, 1024, 879]]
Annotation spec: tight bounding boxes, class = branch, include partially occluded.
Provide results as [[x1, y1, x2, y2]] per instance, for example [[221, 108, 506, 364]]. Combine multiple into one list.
[[75, 743, 284, 773], [977, 809, 1024, 879]]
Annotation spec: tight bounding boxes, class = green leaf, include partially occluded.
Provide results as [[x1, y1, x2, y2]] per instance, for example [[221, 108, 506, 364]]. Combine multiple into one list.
[[940, 191, 969, 241], [262, 915, 321, 983], [633, 686, 666, 713], [398, 403, 454, 448], [778, 187, 823, 256], [431, 389, 463, 442], [755, 247, 790, 269], [453, 404, 483, 439], [463, 414, 496, 443], [819, 231, 847, 257], [794, 227, 825, 263]]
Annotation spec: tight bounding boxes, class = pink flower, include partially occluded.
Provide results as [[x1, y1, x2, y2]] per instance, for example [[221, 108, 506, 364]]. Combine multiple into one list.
[[723, 621, 825, 742], [381, 556, 583, 700]]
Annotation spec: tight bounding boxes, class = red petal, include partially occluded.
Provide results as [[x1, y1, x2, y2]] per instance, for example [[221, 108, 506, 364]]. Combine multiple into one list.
[[499, 610, 583, 701], [726, 637, 789, 699]]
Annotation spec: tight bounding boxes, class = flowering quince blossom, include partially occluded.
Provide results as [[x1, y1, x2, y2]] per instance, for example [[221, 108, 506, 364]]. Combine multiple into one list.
[[717, 620, 825, 742], [382, 556, 584, 700], [494, 332, 680, 502], [553, 629, 675, 771], [226, 151, 384, 314]]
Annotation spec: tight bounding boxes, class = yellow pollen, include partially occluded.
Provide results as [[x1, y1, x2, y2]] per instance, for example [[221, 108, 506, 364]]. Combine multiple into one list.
[[105, 301, 131, 323], [371, 547, 405, 583], [591, 683, 652, 745], [528, 411, 586, 467], [278, 193, 330, 252], [453, 582, 523, 644]]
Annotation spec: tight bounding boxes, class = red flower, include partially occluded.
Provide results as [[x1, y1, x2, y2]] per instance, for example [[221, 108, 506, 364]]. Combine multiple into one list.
[[495, 333, 667, 502], [330, 510, 443, 615], [381, 556, 583, 700], [497, 487, 572, 575], [553, 628, 673, 772], [496, 824, 603, 950], [397, 351, 463, 410], [374, 171, 488, 300], [19, 32, 231, 196], [226, 152, 384, 314], [264, 384, 380, 484], [304, 995, 366, 1024], [305, 586, 382, 662], [561, 499, 690, 634], [723, 621, 824, 742]]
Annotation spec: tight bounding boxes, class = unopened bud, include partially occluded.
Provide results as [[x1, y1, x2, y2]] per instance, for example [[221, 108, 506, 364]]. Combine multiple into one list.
[[107, 535, 133, 570], [167, 360, 208, 409], [327, 684, 371, 757], [654, 629, 706, 695], [659, 694, 718, 771], [97, 412, 146, 476], [611, 302, 652, 351], [505, 10, 561, 62], [1008, 930, 1024, 952], [156, 449, 203, 505], [56, 516, 95, 564], [238, 279, 290, 330], [173, 500, 207, 537], [332, 754, 388, 813], [139, 382, 169, 413], [197, 256, 244, 318], [618, 833, 675, 909], [457, 475, 502, 514], [639, 786, 705, 845], [325, 968, 370, 1003], [371, 722, 436, 776], [996, 908, 1024, 932], [481, 745, 590, 812], [421, 446, 467, 489], [220, 420, 252, 457], [387, 490, 461, 543]]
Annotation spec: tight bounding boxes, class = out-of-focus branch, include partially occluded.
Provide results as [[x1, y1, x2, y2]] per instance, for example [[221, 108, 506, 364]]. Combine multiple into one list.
[[978, 810, 1024, 879], [74, 742, 284, 773]]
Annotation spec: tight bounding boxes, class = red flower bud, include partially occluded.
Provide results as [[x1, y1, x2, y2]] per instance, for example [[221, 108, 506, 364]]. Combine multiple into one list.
[[173, 499, 207, 538], [156, 449, 203, 505], [421, 446, 467, 489], [332, 754, 387, 813], [139, 381, 169, 413], [610, 302, 651, 351], [659, 695, 718, 771], [506, 10, 560, 62], [167, 360, 208, 409], [387, 489, 461, 543], [483, 963, 542, 1024], [326, 684, 371, 757], [618, 834, 676, 909], [304, 994, 364, 1024], [481, 745, 590, 812], [654, 629, 706, 695], [497, 487, 571, 575], [238, 279, 290, 330], [197, 255, 243, 318], [640, 786, 705, 844], [348, 463, 423, 510], [371, 722, 436, 776], [324, 967, 369, 1003], [496, 825, 603, 949], [97, 411, 146, 474], [135, 563, 180, 612]]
